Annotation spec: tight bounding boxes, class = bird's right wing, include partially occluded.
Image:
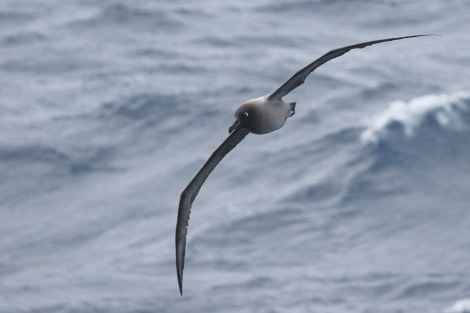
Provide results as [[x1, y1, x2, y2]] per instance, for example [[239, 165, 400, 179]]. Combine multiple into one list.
[[268, 34, 433, 100], [176, 126, 250, 295]]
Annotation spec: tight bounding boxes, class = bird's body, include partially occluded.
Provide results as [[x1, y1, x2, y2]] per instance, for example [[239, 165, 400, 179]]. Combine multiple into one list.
[[233, 96, 295, 134], [175, 34, 435, 295]]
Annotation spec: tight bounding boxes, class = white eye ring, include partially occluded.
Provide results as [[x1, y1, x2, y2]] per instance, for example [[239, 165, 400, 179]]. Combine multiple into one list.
[[243, 112, 249, 117]]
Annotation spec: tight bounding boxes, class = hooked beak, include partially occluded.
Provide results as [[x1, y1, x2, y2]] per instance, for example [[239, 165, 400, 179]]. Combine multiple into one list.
[[228, 119, 241, 133]]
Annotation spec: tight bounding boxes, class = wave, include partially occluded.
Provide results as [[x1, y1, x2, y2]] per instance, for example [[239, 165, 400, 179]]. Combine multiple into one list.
[[445, 299, 470, 313], [361, 91, 470, 145], [97, 92, 226, 138], [0, 144, 116, 176], [100, 93, 182, 121], [0, 144, 114, 205], [68, 3, 182, 31], [319, 91, 470, 206], [0, 10, 36, 24], [256, 0, 352, 13], [1, 31, 47, 45], [98, 93, 193, 133]]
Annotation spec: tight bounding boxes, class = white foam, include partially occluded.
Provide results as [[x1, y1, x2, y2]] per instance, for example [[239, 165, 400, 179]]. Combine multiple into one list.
[[360, 91, 470, 144], [444, 299, 470, 313]]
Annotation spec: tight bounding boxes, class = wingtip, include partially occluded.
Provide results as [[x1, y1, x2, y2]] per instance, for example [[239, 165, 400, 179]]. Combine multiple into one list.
[[416, 33, 442, 37], [390, 34, 440, 40], [177, 262, 184, 296], [178, 271, 183, 296]]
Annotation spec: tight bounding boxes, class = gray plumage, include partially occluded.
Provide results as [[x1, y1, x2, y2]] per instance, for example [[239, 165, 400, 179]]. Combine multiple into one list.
[[175, 34, 434, 295]]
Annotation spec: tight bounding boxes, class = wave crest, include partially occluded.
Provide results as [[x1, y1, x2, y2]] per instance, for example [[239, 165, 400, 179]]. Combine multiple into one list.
[[361, 91, 470, 144], [445, 299, 470, 313]]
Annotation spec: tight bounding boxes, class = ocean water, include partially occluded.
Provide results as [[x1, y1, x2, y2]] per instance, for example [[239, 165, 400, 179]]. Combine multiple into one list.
[[1, 1, 470, 312]]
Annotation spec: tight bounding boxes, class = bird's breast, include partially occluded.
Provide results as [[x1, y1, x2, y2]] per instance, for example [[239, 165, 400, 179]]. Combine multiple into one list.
[[253, 100, 291, 134]]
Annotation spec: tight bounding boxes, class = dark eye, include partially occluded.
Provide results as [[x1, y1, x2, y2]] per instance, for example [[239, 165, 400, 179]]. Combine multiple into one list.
[[243, 112, 249, 117]]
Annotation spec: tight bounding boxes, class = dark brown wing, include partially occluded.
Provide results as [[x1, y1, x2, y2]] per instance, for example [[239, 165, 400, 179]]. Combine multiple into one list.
[[176, 127, 250, 295], [268, 34, 433, 100]]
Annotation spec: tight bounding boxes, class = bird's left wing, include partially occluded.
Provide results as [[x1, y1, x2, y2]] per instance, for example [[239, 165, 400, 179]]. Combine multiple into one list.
[[176, 126, 250, 295], [268, 34, 432, 100]]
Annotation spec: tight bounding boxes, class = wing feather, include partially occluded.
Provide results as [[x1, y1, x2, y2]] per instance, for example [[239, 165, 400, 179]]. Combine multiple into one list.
[[268, 34, 433, 100], [175, 127, 250, 295]]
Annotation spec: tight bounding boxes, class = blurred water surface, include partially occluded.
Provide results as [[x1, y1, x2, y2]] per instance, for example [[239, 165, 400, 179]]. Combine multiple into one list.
[[1, 1, 469, 312]]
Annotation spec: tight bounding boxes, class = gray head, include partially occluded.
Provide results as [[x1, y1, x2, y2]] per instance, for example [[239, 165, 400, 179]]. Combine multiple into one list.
[[228, 100, 264, 134]]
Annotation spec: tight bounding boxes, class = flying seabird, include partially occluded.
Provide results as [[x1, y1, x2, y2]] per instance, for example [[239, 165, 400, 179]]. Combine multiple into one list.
[[175, 34, 433, 295]]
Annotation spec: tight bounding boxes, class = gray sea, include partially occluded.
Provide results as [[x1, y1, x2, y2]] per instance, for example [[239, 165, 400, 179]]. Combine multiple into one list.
[[1, 1, 470, 312]]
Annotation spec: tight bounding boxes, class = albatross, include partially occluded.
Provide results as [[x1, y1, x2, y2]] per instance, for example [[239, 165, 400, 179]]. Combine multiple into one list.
[[175, 34, 433, 295]]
